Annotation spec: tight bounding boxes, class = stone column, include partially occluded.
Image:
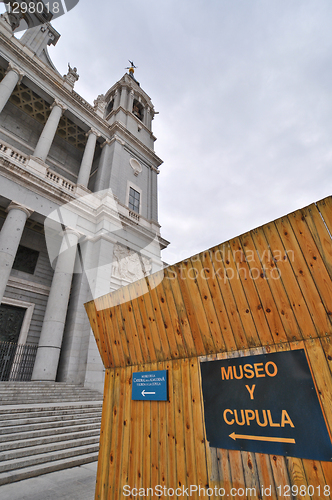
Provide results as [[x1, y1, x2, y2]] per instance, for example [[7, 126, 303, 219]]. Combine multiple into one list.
[[32, 228, 80, 381], [114, 89, 120, 109], [145, 106, 152, 129], [120, 86, 127, 109], [76, 129, 100, 187], [151, 169, 158, 222], [0, 202, 33, 304], [128, 90, 134, 113], [0, 63, 24, 114], [94, 139, 111, 191], [33, 99, 67, 162]]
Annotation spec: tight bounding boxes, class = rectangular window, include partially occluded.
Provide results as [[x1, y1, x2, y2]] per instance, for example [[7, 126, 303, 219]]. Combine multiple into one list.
[[12, 245, 39, 275], [129, 187, 140, 214]]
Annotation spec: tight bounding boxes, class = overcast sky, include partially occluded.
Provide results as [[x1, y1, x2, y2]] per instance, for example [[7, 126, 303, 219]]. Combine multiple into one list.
[[19, 1, 332, 264]]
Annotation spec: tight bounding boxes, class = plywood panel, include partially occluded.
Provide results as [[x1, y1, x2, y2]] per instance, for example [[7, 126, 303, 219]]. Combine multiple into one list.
[[87, 197, 332, 500]]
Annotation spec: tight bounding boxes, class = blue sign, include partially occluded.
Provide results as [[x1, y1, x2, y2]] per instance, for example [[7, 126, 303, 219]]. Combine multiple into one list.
[[132, 370, 168, 401]]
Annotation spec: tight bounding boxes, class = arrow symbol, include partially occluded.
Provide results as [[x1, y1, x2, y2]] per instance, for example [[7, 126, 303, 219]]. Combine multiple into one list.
[[141, 390, 156, 397], [229, 432, 295, 444]]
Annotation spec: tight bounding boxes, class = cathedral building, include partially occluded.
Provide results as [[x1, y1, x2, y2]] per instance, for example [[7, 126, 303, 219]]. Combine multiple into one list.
[[0, 10, 169, 392]]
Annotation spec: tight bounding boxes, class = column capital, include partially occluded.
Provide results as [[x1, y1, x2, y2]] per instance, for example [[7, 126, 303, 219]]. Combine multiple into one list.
[[110, 134, 125, 146], [86, 128, 101, 138], [6, 62, 24, 84], [6, 201, 33, 218], [51, 98, 67, 113], [62, 227, 81, 239], [100, 139, 112, 149]]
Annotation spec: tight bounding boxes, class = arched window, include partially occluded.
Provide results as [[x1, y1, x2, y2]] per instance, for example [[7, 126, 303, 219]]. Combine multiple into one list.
[[106, 99, 114, 115], [132, 99, 144, 121]]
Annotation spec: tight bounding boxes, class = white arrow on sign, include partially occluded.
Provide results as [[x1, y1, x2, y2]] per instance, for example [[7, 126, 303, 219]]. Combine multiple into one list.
[[141, 390, 156, 397]]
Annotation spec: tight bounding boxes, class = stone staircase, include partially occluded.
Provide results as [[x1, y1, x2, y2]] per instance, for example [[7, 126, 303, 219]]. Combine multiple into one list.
[[0, 382, 103, 485]]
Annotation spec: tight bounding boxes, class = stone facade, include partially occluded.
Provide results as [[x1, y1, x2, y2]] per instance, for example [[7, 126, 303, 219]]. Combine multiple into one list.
[[0, 13, 169, 392]]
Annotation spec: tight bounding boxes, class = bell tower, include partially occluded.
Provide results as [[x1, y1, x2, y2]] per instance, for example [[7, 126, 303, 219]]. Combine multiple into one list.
[[93, 65, 161, 226]]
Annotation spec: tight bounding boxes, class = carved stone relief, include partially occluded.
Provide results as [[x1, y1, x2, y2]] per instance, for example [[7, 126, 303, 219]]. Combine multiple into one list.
[[112, 244, 151, 282]]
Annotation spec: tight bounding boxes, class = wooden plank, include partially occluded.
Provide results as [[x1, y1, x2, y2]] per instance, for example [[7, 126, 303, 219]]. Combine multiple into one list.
[[190, 358, 210, 490], [304, 338, 332, 440], [201, 251, 243, 351], [95, 369, 114, 500], [217, 241, 261, 348], [175, 261, 210, 355], [288, 208, 332, 329], [184, 255, 225, 355], [275, 215, 332, 336], [107, 367, 124, 500], [119, 286, 144, 366], [143, 275, 173, 362], [200, 249, 238, 352], [135, 279, 165, 362], [317, 196, 332, 237], [181, 358, 199, 496], [117, 366, 133, 496], [189, 255, 227, 353], [86, 299, 113, 368], [165, 359, 177, 495], [285, 456, 310, 500], [320, 336, 332, 379], [142, 378, 152, 499], [320, 461, 332, 499], [249, 228, 299, 343], [149, 362, 160, 493], [172, 359, 188, 493], [269, 455, 291, 500], [237, 232, 286, 345], [216, 448, 232, 492], [263, 220, 318, 339], [227, 450, 246, 499], [231, 235, 275, 346], [208, 246, 248, 350], [159, 268, 190, 358], [127, 367, 145, 496], [148, 273, 182, 359], [303, 203, 332, 280], [130, 280, 156, 364], [241, 451, 260, 500], [156, 361, 168, 495], [255, 453, 278, 500], [301, 460, 330, 500], [113, 298, 133, 366], [167, 267, 198, 357]]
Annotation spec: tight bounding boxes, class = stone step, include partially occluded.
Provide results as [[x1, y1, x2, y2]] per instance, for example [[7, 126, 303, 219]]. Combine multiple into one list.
[[0, 405, 102, 420], [0, 451, 99, 486], [0, 434, 100, 461], [0, 420, 101, 443], [0, 415, 101, 436], [0, 428, 100, 452], [0, 410, 102, 427], [0, 383, 102, 484], [0, 395, 102, 403], [0, 443, 99, 473]]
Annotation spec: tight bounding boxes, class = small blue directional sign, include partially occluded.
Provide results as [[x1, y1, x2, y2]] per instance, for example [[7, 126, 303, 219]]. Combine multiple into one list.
[[132, 370, 168, 401]]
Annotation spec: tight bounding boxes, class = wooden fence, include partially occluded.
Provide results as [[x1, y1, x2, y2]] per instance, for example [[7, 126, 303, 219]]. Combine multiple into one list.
[[85, 196, 332, 500]]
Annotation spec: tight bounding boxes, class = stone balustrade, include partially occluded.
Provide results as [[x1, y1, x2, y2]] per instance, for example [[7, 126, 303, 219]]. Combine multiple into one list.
[[46, 169, 75, 193], [0, 140, 28, 166], [0, 138, 75, 194]]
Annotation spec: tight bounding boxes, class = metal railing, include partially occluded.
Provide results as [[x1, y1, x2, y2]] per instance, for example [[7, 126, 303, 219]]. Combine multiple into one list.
[[0, 342, 38, 381]]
